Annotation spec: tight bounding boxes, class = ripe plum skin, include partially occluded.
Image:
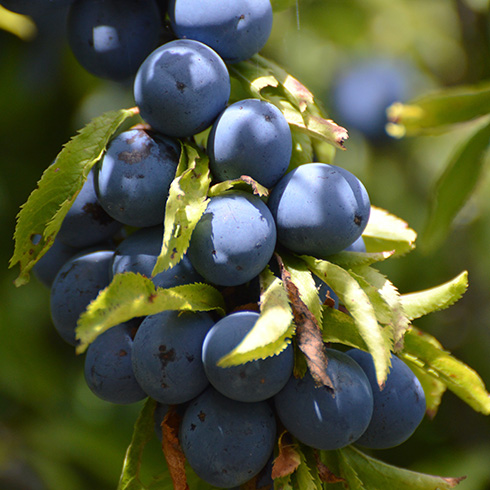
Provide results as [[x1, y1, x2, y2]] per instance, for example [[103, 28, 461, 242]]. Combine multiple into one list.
[[188, 191, 277, 287], [168, 0, 273, 63], [274, 348, 374, 450], [179, 387, 276, 488], [208, 98, 292, 188], [267, 163, 371, 258], [57, 169, 123, 248], [131, 310, 215, 404], [134, 39, 231, 138], [202, 310, 294, 402], [67, 0, 161, 81], [346, 348, 426, 449], [95, 129, 180, 228], [84, 321, 147, 404], [49, 250, 113, 345]]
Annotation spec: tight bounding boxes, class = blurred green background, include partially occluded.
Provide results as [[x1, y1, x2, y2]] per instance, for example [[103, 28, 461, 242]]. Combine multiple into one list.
[[1, 0, 490, 488]]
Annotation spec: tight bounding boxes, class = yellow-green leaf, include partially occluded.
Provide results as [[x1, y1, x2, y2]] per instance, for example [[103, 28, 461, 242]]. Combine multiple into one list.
[[302, 256, 392, 387], [387, 81, 490, 136], [151, 144, 211, 276], [0, 6, 36, 40], [402, 328, 490, 414], [10, 108, 138, 286], [337, 446, 465, 489], [76, 272, 225, 353], [218, 267, 294, 366], [400, 271, 468, 321], [362, 206, 417, 256]]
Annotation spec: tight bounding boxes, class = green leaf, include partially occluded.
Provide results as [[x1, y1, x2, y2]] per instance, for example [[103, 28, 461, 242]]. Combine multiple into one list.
[[386, 81, 490, 136], [338, 446, 466, 489], [229, 55, 348, 150], [76, 272, 225, 353], [421, 120, 490, 251], [302, 255, 392, 387], [0, 6, 37, 40], [293, 445, 322, 490], [362, 206, 417, 257], [400, 271, 468, 321], [218, 266, 294, 366], [208, 175, 269, 198], [351, 266, 410, 351], [326, 250, 394, 269], [402, 327, 490, 414], [117, 398, 156, 490], [9, 108, 138, 286], [322, 307, 367, 351], [151, 144, 211, 276]]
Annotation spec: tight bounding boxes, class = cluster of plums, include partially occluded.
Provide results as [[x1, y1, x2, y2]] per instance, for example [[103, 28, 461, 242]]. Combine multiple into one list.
[[16, 0, 428, 487]]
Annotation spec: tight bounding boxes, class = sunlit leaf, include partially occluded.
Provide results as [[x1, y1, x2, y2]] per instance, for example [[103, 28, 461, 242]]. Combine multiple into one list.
[[76, 273, 225, 353], [152, 144, 211, 276], [208, 175, 269, 198], [117, 398, 155, 490], [386, 82, 490, 136], [351, 266, 410, 351], [218, 266, 294, 366], [362, 206, 417, 256], [229, 55, 348, 150], [326, 250, 394, 269], [0, 6, 36, 40], [402, 328, 490, 414], [400, 271, 468, 321], [302, 255, 392, 387], [422, 120, 490, 251], [10, 108, 138, 286], [337, 446, 465, 489]]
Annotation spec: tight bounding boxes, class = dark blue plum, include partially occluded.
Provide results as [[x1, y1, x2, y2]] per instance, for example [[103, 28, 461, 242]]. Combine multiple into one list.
[[330, 59, 411, 140], [274, 348, 374, 450], [131, 310, 215, 404], [180, 387, 276, 488], [267, 163, 371, 258], [95, 129, 180, 228], [84, 320, 147, 404], [67, 0, 161, 81], [50, 250, 113, 345], [0, 0, 73, 14], [202, 311, 294, 402], [57, 169, 123, 248], [188, 191, 277, 287], [208, 98, 292, 188], [168, 0, 273, 64], [134, 39, 230, 138], [345, 235, 367, 252], [346, 348, 426, 449], [112, 226, 203, 287], [33, 238, 80, 288]]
